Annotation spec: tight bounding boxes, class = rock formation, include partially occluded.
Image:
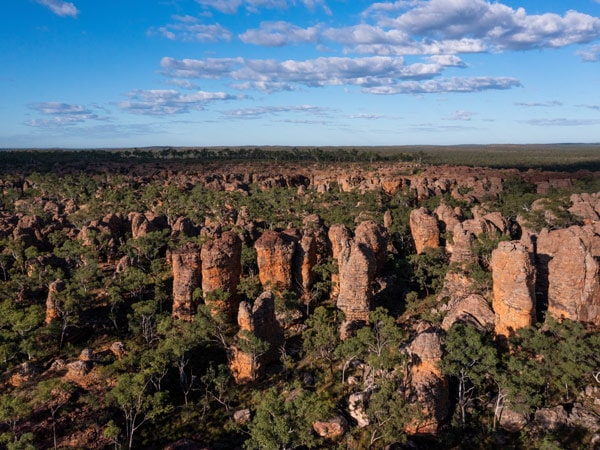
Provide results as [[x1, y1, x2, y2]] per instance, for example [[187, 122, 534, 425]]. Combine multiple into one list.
[[409, 208, 440, 254], [491, 241, 536, 339], [353, 220, 388, 272], [201, 231, 242, 322], [169, 243, 202, 321], [230, 291, 284, 383], [254, 230, 296, 293], [441, 294, 495, 331], [406, 330, 449, 435], [337, 240, 376, 324], [327, 224, 352, 299], [547, 235, 600, 324], [45, 279, 66, 324]]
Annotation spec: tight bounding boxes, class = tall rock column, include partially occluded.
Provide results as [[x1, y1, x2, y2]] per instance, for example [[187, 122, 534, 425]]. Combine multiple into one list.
[[547, 235, 600, 324], [229, 291, 284, 383], [491, 241, 536, 339], [169, 243, 201, 321], [409, 208, 440, 254], [336, 221, 387, 335], [328, 224, 352, 299], [254, 230, 296, 294], [201, 231, 242, 322]]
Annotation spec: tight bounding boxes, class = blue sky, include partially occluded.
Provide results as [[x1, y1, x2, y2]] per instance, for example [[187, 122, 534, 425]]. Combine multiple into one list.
[[2, 0, 600, 148]]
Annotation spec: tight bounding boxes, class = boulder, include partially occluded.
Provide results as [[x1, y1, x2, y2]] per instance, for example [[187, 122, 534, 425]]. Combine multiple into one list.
[[312, 416, 348, 441], [45, 279, 65, 324]]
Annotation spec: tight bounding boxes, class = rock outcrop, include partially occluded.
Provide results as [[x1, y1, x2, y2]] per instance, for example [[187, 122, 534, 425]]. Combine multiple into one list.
[[229, 291, 284, 383], [406, 330, 449, 435], [409, 208, 440, 254], [491, 241, 536, 339], [327, 224, 352, 299], [441, 294, 495, 331], [337, 239, 376, 324], [169, 243, 202, 321], [45, 279, 65, 324], [547, 235, 600, 324], [201, 231, 242, 322], [254, 230, 296, 293]]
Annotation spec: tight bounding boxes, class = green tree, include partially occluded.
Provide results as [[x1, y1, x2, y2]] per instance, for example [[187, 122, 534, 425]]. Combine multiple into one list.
[[33, 379, 74, 450], [107, 372, 172, 450], [302, 306, 340, 376], [441, 323, 498, 427]]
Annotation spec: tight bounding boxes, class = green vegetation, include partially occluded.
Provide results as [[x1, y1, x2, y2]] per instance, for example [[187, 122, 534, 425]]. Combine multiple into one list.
[[0, 149, 598, 448]]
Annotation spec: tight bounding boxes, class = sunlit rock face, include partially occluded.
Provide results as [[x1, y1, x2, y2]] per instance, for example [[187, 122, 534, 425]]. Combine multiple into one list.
[[169, 243, 201, 321], [201, 231, 242, 322], [491, 241, 536, 339]]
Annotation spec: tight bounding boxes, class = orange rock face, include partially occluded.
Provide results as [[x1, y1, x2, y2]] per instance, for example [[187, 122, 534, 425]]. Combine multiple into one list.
[[409, 208, 440, 254], [491, 241, 536, 339], [328, 224, 352, 299], [547, 235, 600, 324], [201, 231, 242, 322], [169, 243, 201, 321], [441, 293, 495, 331], [406, 330, 449, 435], [230, 292, 284, 383], [254, 230, 296, 293], [337, 241, 376, 323], [45, 279, 65, 324]]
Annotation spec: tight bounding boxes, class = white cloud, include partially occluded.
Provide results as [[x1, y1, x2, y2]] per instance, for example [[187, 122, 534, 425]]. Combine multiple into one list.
[[240, 22, 319, 46], [363, 76, 521, 94], [446, 110, 474, 121], [578, 104, 600, 111], [161, 55, 466, 92], [150, 16, 232, 42], [195, 0, 329, 14], [577, 44, 600, 62], [118, 89, 238, 115], [27, 102, 105, 126], [523, 118, 600, 127], [387, 0, 600, 51], [222, 104, 330, 118], [514, 101, 562, 107], [36, 0, 78, 18]]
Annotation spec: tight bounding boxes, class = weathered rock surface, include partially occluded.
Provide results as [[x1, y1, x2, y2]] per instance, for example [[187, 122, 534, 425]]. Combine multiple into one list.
[[405, 330, 449, 435], [293, 233, 317, 304], [201, 231, 242, 322], [312, 416, 347, 441], [491, 241, 536, 339], [348, 391, 370, 428], [441, 294, 495, 331], [328, 224, 352, 299], [254, 230, 296, 293], [547, 234, 600, 324], [45, 279, 65, 324], [333, 222, 388, 334], [169, 243, 201, 321], [230, 291, 284, 383], [409, 208, 440, 254]]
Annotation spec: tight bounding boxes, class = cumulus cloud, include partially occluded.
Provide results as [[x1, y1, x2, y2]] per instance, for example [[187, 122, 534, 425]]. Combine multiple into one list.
[[27, 102, 104, 126], [387, 0, 600, 51], [117, 89, 237, 115], [161, 55, 474, 92], [36, 0, 78, 18], [240, 22, 319, 46], [149, 16, 232, 42]]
